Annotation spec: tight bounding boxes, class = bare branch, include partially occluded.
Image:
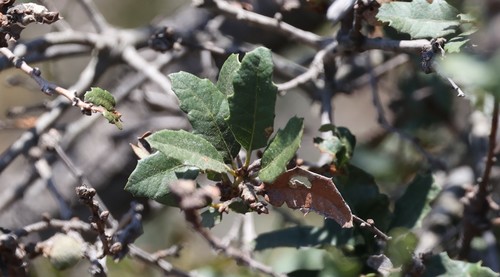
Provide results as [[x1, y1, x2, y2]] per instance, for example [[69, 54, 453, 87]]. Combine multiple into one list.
[[460, 95, 499, 259], [353, 215, 391, 241], [195, 0, 326, 49]]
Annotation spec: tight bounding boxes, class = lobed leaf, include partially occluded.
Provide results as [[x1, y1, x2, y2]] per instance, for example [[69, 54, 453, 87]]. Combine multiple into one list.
[[124, 152, 199, 206], [84, 87, 116, 110], [227, 47, 277, 152], [376, 0, 460, 39], [169, 71, 240, 163], [259, 116, 304, 183], [147, 130, 229, 173], [102, 110, 123, 130], [264, 167, 353, 228]]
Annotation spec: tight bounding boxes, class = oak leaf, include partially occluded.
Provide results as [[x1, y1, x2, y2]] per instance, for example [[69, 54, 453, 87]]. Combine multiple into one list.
[[264, 167, 353, 228]]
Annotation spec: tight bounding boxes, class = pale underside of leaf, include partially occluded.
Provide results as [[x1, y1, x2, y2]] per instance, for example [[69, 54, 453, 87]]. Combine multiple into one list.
[[265, 167, 353, 228], [147, 130, 229, 173]]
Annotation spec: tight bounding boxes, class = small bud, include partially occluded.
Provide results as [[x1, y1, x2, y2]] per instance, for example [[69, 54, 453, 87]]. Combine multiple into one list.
[[100, 211, 109, 220]]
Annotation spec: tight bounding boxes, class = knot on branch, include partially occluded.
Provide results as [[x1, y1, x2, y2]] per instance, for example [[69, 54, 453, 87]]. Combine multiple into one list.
[[421, 37, 446, 74], [148, 27, 177, 53]]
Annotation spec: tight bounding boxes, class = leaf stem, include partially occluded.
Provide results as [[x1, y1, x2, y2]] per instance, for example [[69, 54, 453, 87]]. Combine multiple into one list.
[[244, 150, 252, 168]]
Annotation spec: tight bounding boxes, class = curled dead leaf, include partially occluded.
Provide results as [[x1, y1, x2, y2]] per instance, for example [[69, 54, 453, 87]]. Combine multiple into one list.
[[264, 167, 353, 228]]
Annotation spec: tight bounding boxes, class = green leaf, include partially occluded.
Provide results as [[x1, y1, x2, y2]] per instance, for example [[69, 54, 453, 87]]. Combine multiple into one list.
[[254, 225, 348, 250], [334, 165, 391, 232], [217, 53, 241, 96], [320, 248, 362, 277], [201, 207, 222, 228], [444, 28, 477, 53], [124, 152, 199, 205], [227, 47, 277, 152], [423, 252, 499, 277], [314, 125, 356, 167], [259, 117, 304, 183], [390, 173, 441, 229], [376, 0, 460, 39], [268, 248, 325, 274], [169, 72, 240, 163], [102, 110, 123, 130], [84, 87, 116, 110], [147, 130, 229, 173], [386, 228, 418, 267], [437, 54, 495, 90]]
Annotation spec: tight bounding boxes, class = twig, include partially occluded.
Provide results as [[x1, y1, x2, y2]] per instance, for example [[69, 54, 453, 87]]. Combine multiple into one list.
[[128, 245, 195, 277], [121, 45, 174, 96], [76, 0, 110, 33], [194, 0, 326, 49], [459, 94, 499, 259], [366, 52, 445, 169], [33, 156, 73, 220], [0, 47, 107, 115], [433, 69, 466, 97], [0, 166, 38, 213], [12, 217, 92, 238], [362, 37, 431, 52], [169, 180, 284, 276], [111, 202, 144, 261], [353, 215, 391, 241], [277, 41, 338, 93], [44, 130, 118, 228], [185, 208, 285, 277], [347, 54, 409, 89], [76, 186, 111, 257], [0, 48, 106, 174]]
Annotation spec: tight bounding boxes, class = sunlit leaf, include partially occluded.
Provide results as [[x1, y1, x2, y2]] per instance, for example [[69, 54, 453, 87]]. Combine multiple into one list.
[[169, 71, 240, 163], [377, 0, 460, 38], [125, 152, 199, 206], [217, 53, 241, 96], [259, 116, 304, 183], [147, 130, 229, 173], [314, 125, 356, 167], [227, 47, 277, 152], [84, 87, 116, 110]]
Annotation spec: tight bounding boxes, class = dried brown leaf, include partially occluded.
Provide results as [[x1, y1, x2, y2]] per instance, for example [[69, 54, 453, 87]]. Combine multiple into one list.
[[264, 167, 353, 228]]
